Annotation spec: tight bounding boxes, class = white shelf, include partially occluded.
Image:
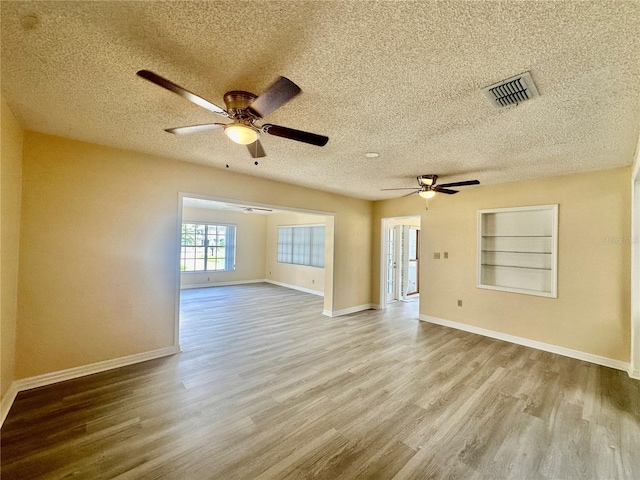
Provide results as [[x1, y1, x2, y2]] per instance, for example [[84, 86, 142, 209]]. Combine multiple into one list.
[[477, 205, 558, 298]]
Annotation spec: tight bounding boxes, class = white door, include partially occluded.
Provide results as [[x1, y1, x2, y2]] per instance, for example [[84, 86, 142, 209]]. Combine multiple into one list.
[[381, 217, 420, 308], [406, 227, 419, 295]]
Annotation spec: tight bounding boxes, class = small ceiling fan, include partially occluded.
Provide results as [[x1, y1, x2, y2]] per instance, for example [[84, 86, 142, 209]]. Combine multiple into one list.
[[241, 206, 272, 214], [382, 175, 480, 198], [136, 70, 329, 159]]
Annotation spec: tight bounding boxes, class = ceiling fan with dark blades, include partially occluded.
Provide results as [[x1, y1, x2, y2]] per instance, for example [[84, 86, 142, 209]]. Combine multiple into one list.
[[137, 70, 329, 160], [382, 174, 480, 199]]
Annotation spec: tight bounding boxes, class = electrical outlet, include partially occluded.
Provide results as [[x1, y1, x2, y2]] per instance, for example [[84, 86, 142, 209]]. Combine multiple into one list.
[[444, 252, 449, 259], [434, 252, 440, 259], [457, 300, 462, 307], [312, 279, 315, 284], [207, 277, 210, 282]]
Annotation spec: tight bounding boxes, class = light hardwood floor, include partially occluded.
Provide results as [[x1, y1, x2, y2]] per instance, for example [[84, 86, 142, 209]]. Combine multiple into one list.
[[2, 283, 640, 479]]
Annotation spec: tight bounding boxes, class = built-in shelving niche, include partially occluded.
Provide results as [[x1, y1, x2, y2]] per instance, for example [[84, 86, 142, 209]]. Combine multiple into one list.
[[477, 205, 558, 298]]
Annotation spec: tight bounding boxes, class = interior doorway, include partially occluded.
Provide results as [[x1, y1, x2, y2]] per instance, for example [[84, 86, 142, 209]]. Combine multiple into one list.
[[380, 216, 421, 308], [173, 193, 336, 347]]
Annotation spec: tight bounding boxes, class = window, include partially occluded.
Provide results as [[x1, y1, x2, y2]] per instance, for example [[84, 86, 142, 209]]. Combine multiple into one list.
[[277, 225, 325, 267], [181, 223, 236, 272]]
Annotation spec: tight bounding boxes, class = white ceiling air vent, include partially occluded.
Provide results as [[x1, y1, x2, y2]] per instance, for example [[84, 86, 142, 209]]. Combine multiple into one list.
[[482, 71, 539, 109]]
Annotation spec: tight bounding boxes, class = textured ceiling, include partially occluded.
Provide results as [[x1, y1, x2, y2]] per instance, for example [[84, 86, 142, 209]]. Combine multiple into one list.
[[1, 1, 639, 201]]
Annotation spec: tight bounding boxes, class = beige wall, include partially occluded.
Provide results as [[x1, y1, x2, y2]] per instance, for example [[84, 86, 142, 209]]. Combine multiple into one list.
[[13, 127, 630, 383], [1, 98, 24, 399], [373, 167, 631, 361], [180, 207, 267, 287], [265, 212, 328, 294], [386, 217, 421, 227], [16, 132, 371, 378]]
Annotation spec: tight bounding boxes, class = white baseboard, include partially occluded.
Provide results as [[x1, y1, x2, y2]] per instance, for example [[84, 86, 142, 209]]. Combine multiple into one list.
[[181, 279, 325, 297], [180, 279, 266, 290], [629, 367, 640, 380], [265, 279, 324, 297], [0, 345, 181, 428], [0, 383, 20, 429], [323, 304, 373, 317], [420, 314, 630, 373]]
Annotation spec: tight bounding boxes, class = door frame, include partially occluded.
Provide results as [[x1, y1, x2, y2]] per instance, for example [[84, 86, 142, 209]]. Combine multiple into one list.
[[175, 192, 336, 346], [630, 155, 640, 379], [379, 216, 421, 310]]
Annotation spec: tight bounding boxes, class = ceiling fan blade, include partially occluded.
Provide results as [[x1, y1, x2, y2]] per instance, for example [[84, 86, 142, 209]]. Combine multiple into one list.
[[137, 70, 228, 117], [402, 190, 419, 197], [247, 140, 266, 158], [262, 124, 328, 147], [381, 188, 420, 191], [434, 188, 459, 194], [437, 180, 480, 188], [249, 77, 301, 118], [165, 123, 225, 135]]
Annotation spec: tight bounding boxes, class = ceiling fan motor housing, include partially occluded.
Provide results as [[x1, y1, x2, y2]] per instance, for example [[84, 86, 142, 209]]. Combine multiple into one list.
[[418, 174, 437, 186], [223, 91, 258, 119]]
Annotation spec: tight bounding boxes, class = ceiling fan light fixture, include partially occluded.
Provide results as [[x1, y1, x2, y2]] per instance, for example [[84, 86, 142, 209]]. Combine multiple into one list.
[[419, 189, 436, 199], [224, 123, 259, 145]]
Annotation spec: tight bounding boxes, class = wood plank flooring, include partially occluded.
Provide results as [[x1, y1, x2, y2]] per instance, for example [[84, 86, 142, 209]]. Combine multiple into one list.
[[2, 283, 640, 479]]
